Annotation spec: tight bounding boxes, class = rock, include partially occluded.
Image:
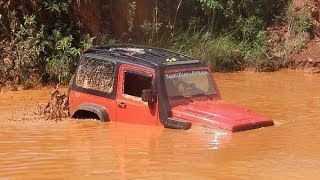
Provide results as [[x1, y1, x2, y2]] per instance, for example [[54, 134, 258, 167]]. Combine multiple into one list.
[[304, 67, 320, 74], [312, 69, 320, 73], [17, 86, 23, 91], [3, 57, 13, 66]]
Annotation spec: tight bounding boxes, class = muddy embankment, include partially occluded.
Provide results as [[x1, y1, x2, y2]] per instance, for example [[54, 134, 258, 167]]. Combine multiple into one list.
[[291, 0, 320, 72], [268, 0, 320, 73]]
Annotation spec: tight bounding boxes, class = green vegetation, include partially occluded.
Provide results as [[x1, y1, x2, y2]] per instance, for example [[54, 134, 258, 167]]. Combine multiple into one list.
[[166, 29, 246, 72], [161, 0, 289, 72], [0, 0, 93, 88], [166, 27, 288, 72], [287, 8, 312, 33], [285, 6, 312, 53], [1, 0, 310, 89]]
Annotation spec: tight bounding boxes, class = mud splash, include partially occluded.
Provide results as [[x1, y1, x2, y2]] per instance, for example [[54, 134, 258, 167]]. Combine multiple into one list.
[[39, 88, 69, 121], [2, 87, 69, 122]]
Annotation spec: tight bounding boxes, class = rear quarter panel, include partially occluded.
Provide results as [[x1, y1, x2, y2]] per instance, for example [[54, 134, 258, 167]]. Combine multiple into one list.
[[69, 90, 117, 121]]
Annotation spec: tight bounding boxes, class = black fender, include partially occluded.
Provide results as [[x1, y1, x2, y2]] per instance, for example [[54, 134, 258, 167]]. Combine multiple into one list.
[[71, 103, 110, 122]]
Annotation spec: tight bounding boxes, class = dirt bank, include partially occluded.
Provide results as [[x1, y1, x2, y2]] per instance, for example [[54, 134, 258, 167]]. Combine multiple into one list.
[[268, 0, 320, 72]]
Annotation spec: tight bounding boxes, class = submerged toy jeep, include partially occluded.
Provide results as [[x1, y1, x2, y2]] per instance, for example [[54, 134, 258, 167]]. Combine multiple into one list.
[[68, 45, 274, 132]]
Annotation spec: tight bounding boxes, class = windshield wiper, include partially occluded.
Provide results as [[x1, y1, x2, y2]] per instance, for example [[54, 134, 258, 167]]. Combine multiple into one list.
[[170, 95, 193, 102], [192, 94, 214, 100]]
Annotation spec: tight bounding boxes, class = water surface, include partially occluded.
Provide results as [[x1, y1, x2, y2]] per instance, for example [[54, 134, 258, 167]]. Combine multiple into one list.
[[0, 70, 319, 179]]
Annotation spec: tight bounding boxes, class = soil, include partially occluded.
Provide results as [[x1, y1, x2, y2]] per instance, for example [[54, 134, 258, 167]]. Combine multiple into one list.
[[268, 0, 320, 73], [291, 39, 320, 72], [291, 0, 320, 72]]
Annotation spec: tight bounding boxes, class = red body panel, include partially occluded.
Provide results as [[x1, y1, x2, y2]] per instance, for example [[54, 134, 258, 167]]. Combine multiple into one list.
[[116, 65, 159, 126], [171, 98, 274, 132], [69, 90, 117, 121]]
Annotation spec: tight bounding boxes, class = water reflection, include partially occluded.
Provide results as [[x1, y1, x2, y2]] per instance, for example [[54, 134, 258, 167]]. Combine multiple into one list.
[[208, 131, 230, 150], [192, 125, 231, 150]]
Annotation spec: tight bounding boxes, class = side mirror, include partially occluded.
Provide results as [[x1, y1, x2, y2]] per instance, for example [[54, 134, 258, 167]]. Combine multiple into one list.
[[141, 89, 152, 102]]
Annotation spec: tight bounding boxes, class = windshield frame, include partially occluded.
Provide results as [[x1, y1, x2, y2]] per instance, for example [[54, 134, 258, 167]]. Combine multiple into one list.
[[163, 66, 221, 100]]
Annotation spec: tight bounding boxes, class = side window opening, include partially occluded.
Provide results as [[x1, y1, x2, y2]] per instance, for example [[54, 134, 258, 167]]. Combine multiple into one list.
[[123, 72, 152, 97], [76, 58, 116, 93]]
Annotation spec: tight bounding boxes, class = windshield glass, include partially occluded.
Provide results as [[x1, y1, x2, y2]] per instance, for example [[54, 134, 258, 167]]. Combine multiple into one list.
[[164, 69, 217, 99]]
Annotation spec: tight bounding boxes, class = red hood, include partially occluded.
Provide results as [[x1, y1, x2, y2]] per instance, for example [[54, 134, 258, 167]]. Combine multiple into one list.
[[171, 100, 274, 132]]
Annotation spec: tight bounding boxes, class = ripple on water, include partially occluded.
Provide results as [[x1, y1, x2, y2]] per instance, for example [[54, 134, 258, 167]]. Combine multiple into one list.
[[0, 71, 320, 178]]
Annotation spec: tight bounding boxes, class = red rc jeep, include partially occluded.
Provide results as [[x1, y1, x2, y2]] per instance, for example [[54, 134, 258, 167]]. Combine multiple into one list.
[[68, 45, 274, 132]]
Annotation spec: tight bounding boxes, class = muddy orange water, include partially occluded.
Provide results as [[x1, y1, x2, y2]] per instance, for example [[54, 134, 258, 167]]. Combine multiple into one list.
[[0, 70, 320, 179]]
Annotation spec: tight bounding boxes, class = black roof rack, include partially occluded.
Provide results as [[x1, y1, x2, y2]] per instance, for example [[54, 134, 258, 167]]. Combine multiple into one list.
[[83, 44, 200, 67]]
